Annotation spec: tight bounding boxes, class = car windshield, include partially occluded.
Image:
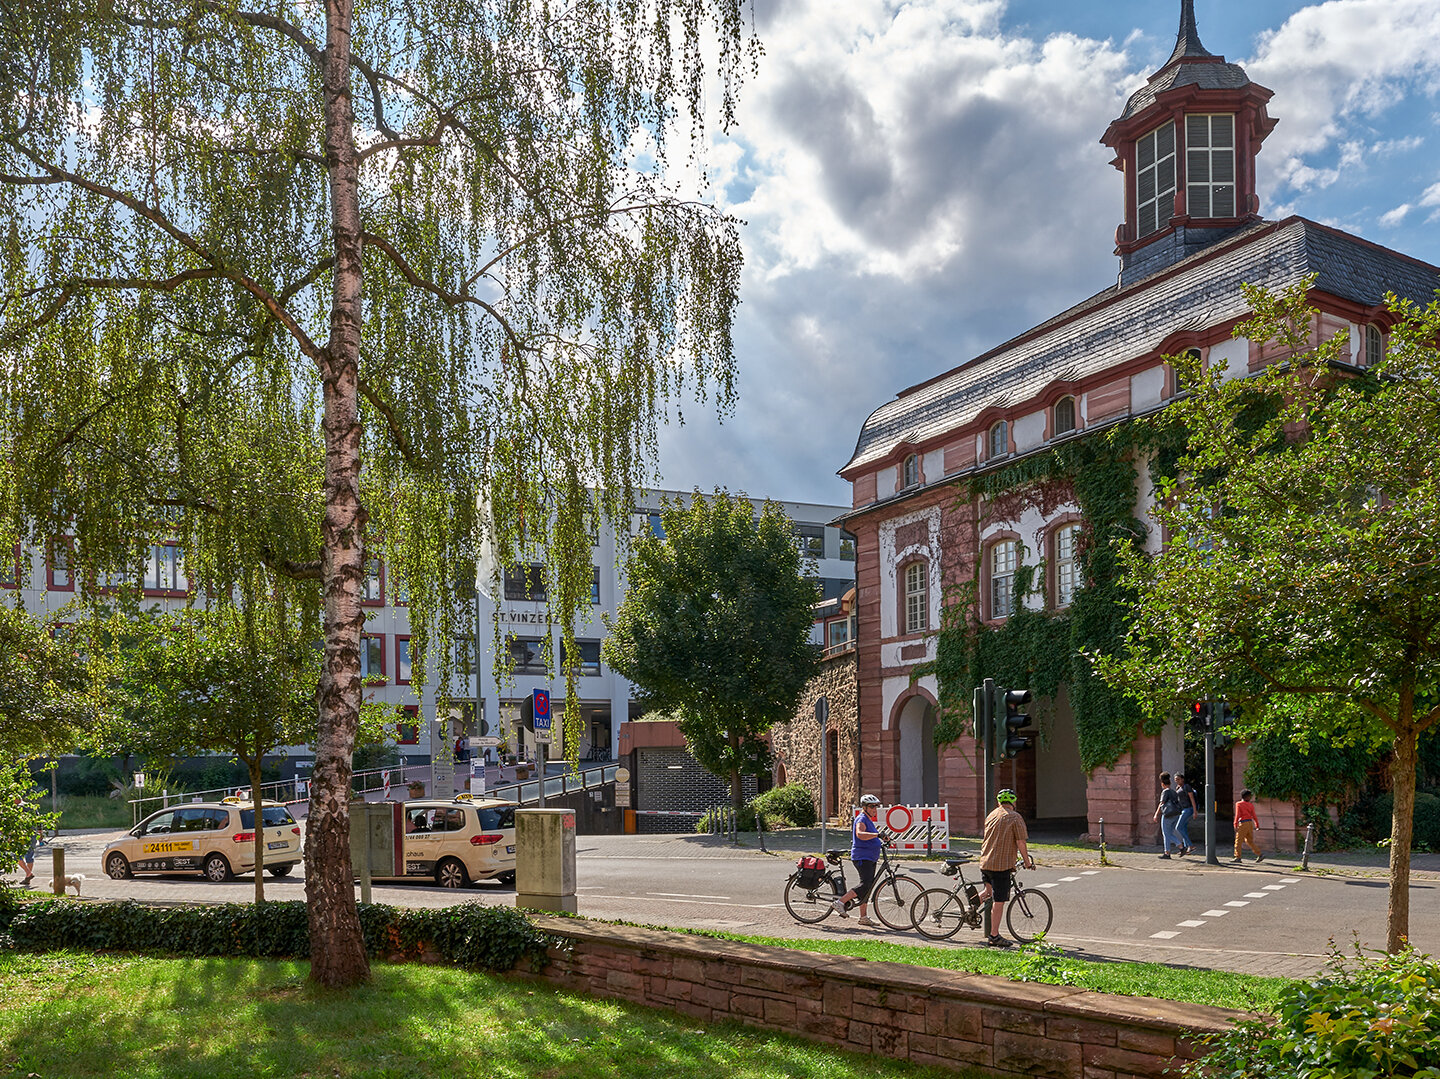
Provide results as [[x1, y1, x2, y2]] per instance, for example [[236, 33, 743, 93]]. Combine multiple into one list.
[[240, 806, 297, 829]]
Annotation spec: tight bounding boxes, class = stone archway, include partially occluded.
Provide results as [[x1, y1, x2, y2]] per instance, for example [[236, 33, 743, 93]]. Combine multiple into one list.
[[896, 695, 938, 805]]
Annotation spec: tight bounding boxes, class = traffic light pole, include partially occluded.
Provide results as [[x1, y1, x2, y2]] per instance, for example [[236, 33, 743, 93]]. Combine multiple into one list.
[[1203, 706, 1219, 865], [982, 678, 996, 813]]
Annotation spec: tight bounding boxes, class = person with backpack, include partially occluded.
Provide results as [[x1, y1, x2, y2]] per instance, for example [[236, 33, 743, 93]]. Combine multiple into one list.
[[1154, 771, 1183, 858]]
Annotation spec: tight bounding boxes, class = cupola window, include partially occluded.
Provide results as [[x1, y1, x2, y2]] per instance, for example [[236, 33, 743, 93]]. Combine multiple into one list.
[[1185, 114, 1236, 219], [902, 453, 919, 489], [1054, 396, 1076, 436], [1137, 121, 1177, 238]]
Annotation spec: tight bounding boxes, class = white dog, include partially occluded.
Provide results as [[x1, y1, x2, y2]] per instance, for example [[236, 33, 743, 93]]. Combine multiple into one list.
[[44, 874, 85, 895]]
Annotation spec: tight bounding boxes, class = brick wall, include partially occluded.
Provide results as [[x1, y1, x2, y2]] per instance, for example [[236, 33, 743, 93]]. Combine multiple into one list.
[[520, 916, 1240, 1079]]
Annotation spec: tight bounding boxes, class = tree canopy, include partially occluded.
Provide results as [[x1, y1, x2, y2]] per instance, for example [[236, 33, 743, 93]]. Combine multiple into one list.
[[1, 1, 754, 984], [604, 491, 820, 814], [1099, 280, 1440, 952]]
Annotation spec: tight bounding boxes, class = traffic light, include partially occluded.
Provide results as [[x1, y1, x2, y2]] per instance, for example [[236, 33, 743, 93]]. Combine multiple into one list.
[[993, 688, 1035, 760], [1189, 701, 1213, 732], [973, 685, 990, 744], [1215, 702, 1236, 749]]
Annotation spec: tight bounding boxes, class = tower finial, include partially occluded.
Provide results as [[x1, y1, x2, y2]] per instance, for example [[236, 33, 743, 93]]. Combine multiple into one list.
[[1168, 0, 1213, 63]]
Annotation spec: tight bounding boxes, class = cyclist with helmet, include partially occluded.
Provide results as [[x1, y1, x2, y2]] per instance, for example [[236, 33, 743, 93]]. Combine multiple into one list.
[[978, 788, 1034, 948], [832, 793, 884, 926]]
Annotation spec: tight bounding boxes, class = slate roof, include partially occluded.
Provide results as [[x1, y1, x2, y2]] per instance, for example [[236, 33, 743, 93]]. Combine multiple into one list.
[[1116, 1, 1253, 121], [841, 217, 1440, 475]]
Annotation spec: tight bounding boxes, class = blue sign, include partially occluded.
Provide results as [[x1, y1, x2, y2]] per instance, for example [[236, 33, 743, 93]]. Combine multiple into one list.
[[532, 689, 551, 730]]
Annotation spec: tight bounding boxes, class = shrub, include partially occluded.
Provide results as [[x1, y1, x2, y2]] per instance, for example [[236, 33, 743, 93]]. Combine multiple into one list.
[[750, 783, 817, 828], [1184, 942, 1440, 1079], [1364, 791, 1440, 851], [5, 897, 552, 973], [57, 756, 120, 798]]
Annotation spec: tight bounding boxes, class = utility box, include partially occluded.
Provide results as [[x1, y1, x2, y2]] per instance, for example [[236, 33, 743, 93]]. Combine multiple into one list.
[[349, 800, 402, 877], [515, 808, 577, 913]]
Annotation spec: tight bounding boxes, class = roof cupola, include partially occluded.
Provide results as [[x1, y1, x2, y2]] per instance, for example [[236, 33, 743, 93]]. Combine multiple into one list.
[[1101, 0, 1278, 286]]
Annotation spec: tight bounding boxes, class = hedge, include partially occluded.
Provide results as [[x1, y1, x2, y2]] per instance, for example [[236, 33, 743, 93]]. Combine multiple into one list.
[[0, 893, 553, 973]]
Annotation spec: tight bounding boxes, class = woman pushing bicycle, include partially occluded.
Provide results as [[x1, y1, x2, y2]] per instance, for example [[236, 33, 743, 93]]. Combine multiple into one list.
[[832, 793, 884, 925]]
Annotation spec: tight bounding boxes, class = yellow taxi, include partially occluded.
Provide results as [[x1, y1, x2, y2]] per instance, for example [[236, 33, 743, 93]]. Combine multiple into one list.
[[379, 795, 517, 888], [103, 798, 304, 882]]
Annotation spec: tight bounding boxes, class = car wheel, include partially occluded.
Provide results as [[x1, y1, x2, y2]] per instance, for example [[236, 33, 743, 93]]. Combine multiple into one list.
[[435, 857, 469, 889], [106, 852, 132, 880], [267, 864, 293, 878], [498, 870, 516, 887], [204, 854, 233, 882]]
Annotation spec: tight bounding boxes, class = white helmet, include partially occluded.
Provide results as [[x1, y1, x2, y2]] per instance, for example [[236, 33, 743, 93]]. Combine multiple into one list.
[[859, 794, 881, 806]]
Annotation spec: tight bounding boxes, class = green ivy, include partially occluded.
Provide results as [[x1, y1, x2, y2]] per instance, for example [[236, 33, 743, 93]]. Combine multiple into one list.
[[2, 897, 552, 973], [927, 424, 1183, 771]]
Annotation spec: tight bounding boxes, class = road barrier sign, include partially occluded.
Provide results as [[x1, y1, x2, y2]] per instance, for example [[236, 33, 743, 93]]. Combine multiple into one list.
[[855, 803, 950, 851]]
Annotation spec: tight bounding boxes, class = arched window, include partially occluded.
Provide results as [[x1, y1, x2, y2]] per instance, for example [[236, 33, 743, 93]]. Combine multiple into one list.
[[1365, 324, 1385, 367], [1054, 396, 1076, 436], [903, 562, 928, 634], [902, 453, 919, 489], [989, 540, 1018, 619], [1054, 523, 1082, 608], [988, 421, 1008, 459]]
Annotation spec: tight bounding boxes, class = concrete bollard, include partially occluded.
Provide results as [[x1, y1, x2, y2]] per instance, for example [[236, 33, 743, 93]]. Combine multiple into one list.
[[515, 808, 577, 914]]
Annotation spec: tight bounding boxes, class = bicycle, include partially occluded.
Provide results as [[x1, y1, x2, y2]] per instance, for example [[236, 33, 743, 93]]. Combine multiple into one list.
[[783, 836, 924, 931], [909, 854, 1053, 943]]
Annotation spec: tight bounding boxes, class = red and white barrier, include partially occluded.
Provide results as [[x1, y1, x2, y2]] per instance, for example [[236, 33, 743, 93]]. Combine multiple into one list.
[[854, 803, 950, 851]]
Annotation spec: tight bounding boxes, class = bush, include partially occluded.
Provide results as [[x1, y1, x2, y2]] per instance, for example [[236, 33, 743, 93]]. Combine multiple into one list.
[[57, 756, 120, 798], [1184, 942, 1440, 1078], [4, 897, 553, 972], [750, 783, 817, 828], [695, 805, 756, 833], [1362, 790, 1440, 851]]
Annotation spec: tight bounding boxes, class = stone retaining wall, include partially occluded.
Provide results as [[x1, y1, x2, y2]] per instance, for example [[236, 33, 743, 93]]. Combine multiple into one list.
[[521, 916, 1241, 1079]]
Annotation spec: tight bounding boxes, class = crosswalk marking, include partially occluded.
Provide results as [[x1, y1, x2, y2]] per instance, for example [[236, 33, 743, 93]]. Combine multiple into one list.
[[1080, 870, 1100, 876], [1150, 930, 1181, 939], [1201, 909, 1230, 917], [1225, 900, 1249, 907], [1244, 892, 1270, 899], [1037, 882, 1059, 888], [1058, 876, 1080, 882], [1177, 919, 1207, 927], [1262, 884, 1286, 891], [1280, 878, 1301, 883]]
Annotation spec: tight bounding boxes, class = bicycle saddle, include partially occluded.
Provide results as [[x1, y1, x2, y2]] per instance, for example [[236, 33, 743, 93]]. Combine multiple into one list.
[[824, 849, 848, 864]]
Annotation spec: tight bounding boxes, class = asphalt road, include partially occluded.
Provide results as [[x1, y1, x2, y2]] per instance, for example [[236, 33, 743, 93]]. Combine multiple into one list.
[[15, 830, 1437, 980]]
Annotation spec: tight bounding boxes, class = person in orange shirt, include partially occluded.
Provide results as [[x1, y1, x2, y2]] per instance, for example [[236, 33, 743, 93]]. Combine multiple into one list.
[[1232, 789, 1264, 863]]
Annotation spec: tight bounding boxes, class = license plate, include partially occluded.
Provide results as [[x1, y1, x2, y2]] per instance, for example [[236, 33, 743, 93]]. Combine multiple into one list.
[[267, 841, 288, 850], [506, 845, 516, 854]]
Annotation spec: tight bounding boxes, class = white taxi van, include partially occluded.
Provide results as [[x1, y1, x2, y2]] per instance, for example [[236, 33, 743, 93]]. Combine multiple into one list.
[[103, 798, 304, 882], [377, 795, 517, 888]]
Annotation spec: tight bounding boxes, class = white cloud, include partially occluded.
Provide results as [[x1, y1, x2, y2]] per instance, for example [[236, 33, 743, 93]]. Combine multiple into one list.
[[1379, 204, 1412, 227]]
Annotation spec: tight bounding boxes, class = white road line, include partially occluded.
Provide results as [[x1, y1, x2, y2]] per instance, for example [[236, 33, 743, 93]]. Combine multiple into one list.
[[1262, 885, 1286, 891], [1150, 930, 1181, 939], [1177, 920, 1207, 928], [1037, 882, 1059, 888], [1058, 876, 1081, 882], [1080, 870, 1100, 875], [1243, 892, 1270, 899], [1201, 909, 1230, 917], [646, 891, 732, 900], [1280, 878, 1301, 883], [1224, 900, 1249, 907]]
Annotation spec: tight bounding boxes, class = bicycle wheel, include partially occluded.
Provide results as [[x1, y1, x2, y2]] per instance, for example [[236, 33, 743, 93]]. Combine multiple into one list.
[[912, 887, 968, 941], [1006, 887, 1054, 943], [870, 873, 924, 931], [784, 872, 839, 924]]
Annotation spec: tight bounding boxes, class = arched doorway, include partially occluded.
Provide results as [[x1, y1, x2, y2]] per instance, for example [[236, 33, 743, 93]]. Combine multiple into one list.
[[897, 695, 938, 804]]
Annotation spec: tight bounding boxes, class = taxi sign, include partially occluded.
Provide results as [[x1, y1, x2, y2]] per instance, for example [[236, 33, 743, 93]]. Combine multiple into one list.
[[533, 689, 552, 744]]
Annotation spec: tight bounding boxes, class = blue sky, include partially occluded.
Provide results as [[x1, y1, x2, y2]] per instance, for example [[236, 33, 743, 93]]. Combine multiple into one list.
[[650, 0, 1440, 509]]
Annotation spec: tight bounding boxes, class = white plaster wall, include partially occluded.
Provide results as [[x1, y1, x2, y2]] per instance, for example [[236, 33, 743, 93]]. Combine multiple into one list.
[[1131, 365, 1167, 411], [924, 448, 944, 483], [877, 465, 898, 500], [878, 504, 942, 639], [1078, 393, 1089, 425], [1014, 411, 1046, 453], [1161, 719, 1185, 777], [1210, 337, 1248, 383], [1348, 323, 1361, 363], [881, 638, 936, 667], [1133, 450, 1164, 555], [881, 673, 938, 731]]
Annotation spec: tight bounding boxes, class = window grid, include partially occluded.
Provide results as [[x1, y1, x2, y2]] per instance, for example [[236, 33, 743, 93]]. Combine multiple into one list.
[[902, 455, 919, 489], [47, 539, 74, 592], [360, 558, 384, 605], [1137, 121, 1177, 237], [988, 421, 1008, 459], [561, 639, 602, 677], [1054, 397, 1076, 436], [397, 705, 420, 745], [1365, 324, 1385, 367], [1185, 114, 1235, 219], [360, 634, 386, 682], [1, 543, 19, 589], [903, 562, 927, 635], [396, 636, 413, 685], [1055, 524, 1081, 608], [990, 541, 1018, 619], [142, 544, 188, 596]]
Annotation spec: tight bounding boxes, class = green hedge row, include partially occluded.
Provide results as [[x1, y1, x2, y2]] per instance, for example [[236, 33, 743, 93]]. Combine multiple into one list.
[[0, 892, 552, 973]]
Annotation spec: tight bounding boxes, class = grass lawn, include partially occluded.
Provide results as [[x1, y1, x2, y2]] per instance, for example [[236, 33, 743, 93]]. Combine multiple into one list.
[[0, 951, 979, 1079], [40, 794, 134, 831], [687, 931, 1289, 1013]]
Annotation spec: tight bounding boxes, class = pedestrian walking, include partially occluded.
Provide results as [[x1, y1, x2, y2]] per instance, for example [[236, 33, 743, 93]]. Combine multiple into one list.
[[1175, 774, 1198, 856], [977, 788, 1034, 948], [1232, 789, 1264, 862], [832, 794, 883, 926], [1154, 771, 1183, 858]]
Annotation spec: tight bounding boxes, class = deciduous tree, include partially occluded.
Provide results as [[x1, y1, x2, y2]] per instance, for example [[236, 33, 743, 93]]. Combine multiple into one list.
[[1, 1, 752, 984], [1099, 280, 1440, 952], [604, 492, 820, 817]]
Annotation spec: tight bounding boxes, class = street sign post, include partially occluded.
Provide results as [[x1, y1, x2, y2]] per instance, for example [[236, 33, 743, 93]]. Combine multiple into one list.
[[532, 689, 551, 808], [815, 696, 829, 852]]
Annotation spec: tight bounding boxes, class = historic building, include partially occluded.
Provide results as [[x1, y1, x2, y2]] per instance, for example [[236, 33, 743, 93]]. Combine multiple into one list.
[[837, 2, 1440, 846]]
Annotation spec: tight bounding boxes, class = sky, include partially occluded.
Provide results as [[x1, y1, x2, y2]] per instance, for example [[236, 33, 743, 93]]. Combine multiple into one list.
[[649, 0, 1440, 510]]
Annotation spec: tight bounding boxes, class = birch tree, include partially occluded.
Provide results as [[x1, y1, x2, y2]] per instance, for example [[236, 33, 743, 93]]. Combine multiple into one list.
[[0, 0, 753, 986]]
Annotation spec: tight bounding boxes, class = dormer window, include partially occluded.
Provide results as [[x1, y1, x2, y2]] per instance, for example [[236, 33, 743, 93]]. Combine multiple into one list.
[[1186, 114, 1235, 219], [1137, 121, 1176, 238], [988, 421, 1008, 459], [1054, 397, 1076, 436], [1365, 324, 1385, 367], [902, 454, 920, 489]]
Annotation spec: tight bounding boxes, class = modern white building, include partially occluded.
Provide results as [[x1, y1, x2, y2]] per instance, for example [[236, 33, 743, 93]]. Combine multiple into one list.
[[3, 489, 852, 767]]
